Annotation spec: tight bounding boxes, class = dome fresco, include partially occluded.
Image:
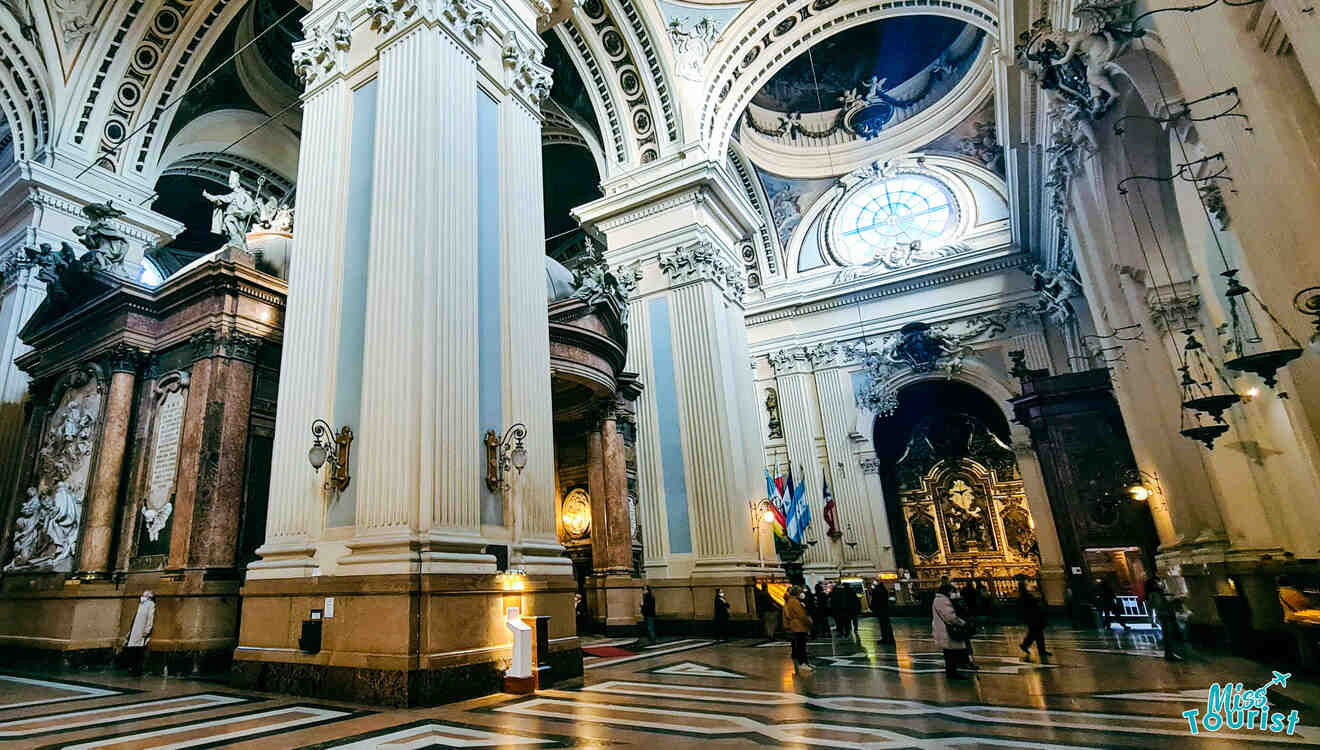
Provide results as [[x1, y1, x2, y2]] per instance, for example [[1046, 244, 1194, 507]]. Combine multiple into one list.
[[752, 16, 977, 114]]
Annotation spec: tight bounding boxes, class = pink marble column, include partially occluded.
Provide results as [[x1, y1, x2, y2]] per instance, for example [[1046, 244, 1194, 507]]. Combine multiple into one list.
[[586, 423, 609, 572], [78, 361, 138, 576], [599, 413, 633, 574]]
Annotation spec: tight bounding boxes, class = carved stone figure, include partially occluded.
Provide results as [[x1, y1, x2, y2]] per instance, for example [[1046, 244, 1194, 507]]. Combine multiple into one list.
[[571, 239, 631, 325], [667, 16, 718, 82], [957, 121, 1004, 172], [1031, 264, 1083, 321], [765, 388, 783, 439], [6, 373, 102, 571], [203, 171, 260, 250], [253, 177, 296, 233], [72, 201, 130, 274]]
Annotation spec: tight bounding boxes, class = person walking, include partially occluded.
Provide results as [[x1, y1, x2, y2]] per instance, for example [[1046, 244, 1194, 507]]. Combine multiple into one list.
[[1017, 580, 1051, 660], [933, 583, 972, 679], [870, 579, 895, 645], [813, 582, 831, 638], [713, 588, 731, 642], [783, 585, 814, 674], [755, 582, 780, 642], [1146, 578, 1184, 661], [846, 584, 862, 640], [123, 590, 155, 676], [641, 586, 658, 643], [1098, 580, 1131, 631]]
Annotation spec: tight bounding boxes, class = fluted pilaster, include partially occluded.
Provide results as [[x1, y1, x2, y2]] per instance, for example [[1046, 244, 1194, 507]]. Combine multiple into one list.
[[769, 350, 826, 568], [251, 76, 351, 577], [669, 281, 757, 570], [501, 94, 564, 573], [814, 365, 881, 570]]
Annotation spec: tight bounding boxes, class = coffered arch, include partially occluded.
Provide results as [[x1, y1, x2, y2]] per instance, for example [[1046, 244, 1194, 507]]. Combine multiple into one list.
[[554, 0, 682, 170], [697, 0, 999, 159], [58, 0, 248, 183], [0, 6, 53, 163]]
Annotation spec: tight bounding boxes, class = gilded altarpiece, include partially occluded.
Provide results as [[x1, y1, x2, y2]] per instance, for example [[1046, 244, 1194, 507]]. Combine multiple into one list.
[[897, 415, 1039, 580]]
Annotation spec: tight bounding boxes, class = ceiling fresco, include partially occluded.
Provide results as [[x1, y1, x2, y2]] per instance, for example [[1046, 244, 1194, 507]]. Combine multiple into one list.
[[751, 16, 975, 114]]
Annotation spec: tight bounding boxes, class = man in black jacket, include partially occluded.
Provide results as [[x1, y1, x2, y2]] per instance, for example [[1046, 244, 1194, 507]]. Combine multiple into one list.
[[1018, 580, 1051, 659], [641, 587, 657, 643], [870, 580, 895, 645]]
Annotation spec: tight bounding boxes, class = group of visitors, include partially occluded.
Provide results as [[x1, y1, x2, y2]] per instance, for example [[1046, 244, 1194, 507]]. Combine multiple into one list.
[[932, 577, 1053, 680]]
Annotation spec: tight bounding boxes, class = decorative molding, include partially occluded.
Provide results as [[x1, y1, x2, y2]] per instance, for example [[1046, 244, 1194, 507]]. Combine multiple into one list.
[[502, 31, 552, 108], [189, 329, 218, 362], [104, 344, 148, 374], [367, 0, 418, 33], [768, 346, 812, 375], [441, 0, 489, 44], [657, 242, 744, 300], [292, 11, 352, 87]]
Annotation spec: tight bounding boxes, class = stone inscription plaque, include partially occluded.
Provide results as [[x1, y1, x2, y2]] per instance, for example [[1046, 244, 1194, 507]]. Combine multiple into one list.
[[143, 388, 185, 541]]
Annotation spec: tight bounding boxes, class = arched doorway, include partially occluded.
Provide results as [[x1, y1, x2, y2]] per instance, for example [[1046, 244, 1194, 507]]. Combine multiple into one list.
[[873, 380, 1040, 599]]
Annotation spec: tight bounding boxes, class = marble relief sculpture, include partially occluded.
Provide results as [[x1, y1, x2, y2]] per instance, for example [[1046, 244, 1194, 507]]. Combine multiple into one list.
[[254, 176, 295, 233], [765, 388, 783, 439], [203, 171, 260, 250], [7, 376, 103, 571]]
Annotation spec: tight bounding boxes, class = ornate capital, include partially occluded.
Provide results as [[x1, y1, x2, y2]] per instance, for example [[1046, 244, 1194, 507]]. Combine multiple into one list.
[[769, 346, 812, 375], [222, 331, 264, 363], [292, 11, 352, 88], [366, 0, 418, 33], [807, 342, 840, 368], [441, 0, 488, 45], [189, 329, 219, 362], [502, 32, 552, 108], [104, 344, 148, 375], [1149, 293, 1201, 335], [658, 242, 744, 301]]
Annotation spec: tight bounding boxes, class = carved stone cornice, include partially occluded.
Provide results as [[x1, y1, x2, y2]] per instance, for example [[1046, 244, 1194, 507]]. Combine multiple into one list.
[[292, 11, 352, 89]]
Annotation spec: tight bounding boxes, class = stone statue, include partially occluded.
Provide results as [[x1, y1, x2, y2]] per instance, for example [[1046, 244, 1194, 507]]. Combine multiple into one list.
[[7, 488, 42, 569], [1031, 264, 1083, 321], [572, 239, 630, 325], [765, 388, 783, 439], [203, 171, 259, 250], [72, 201, 130, 274], [253, 176, 295, 233]]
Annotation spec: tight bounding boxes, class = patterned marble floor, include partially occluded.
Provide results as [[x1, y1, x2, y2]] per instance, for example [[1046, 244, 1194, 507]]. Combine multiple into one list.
[[2, 619, 1316, 748]]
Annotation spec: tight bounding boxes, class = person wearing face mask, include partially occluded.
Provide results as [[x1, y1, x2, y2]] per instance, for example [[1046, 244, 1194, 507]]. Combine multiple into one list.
[[124, 590, 156, 676]]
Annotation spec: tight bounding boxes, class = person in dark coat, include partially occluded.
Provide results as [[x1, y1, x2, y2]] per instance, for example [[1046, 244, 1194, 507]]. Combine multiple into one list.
[[830, 582, 854, 637], [1017, 580, 1050, 659], [641, 586, 658, 643], [813, 582, 831, 638], [1098, 580, 1130, 631], [755, 582, 779, 642], [713, 588, 732, 642], [870, 580, 895, 645]]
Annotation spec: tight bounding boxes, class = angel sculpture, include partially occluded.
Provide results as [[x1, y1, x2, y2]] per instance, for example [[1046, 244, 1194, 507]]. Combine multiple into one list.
[[72, 201, 130, 273]]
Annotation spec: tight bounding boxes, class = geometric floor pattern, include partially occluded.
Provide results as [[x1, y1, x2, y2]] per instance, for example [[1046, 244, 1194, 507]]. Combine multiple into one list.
[[0, 619, 1314, 748]]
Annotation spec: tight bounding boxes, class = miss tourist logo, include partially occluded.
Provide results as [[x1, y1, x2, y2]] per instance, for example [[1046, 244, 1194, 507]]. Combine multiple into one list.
[[1183, 671, 1301, 736]]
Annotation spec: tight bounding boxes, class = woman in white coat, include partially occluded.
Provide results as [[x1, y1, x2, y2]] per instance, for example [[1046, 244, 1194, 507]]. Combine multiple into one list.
[[932, 583, 971, 679], [124, 590, 155, 676]]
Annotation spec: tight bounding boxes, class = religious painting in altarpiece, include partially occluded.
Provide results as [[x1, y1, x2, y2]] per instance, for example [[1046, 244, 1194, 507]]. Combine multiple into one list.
[[897, 414, 1039, 583]]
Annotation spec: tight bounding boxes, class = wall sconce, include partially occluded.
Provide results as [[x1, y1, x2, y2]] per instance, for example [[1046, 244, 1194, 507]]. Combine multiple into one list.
[[1122, 469, 1161, 502], [308, 419, 352, 491], [749, 498, 776, 530], [485, 423, 528, 492]]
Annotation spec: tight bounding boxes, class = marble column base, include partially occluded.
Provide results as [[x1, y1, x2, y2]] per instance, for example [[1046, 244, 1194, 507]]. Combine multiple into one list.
[[233, 571, 581, 706]]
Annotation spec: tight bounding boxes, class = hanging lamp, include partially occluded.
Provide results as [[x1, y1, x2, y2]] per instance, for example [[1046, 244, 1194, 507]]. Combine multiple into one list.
[[1219, 270, 1304, 388]]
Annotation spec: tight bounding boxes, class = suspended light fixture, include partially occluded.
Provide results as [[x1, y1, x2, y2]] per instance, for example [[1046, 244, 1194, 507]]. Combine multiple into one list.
[[1176, 331, 1236, 449], [1219, 270, 1304, 388]]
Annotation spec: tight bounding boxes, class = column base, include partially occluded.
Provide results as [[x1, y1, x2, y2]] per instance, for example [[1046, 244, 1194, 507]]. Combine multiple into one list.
[[233, 570, 581, 706], [247, 538, 319, 580]]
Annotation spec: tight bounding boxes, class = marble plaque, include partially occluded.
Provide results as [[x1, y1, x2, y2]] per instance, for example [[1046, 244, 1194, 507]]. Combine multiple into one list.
[[143, 388, 185, 540]]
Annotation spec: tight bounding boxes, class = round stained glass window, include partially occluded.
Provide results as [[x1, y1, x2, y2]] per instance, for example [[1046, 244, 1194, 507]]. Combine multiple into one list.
[[833, 174, 957, 265]]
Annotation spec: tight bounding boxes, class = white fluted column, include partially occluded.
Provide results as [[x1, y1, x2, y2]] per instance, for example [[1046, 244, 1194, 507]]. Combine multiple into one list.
[[500, 62, 567, 575], [250, 71, 352, 578], [666, 277, 759, 571], [813, 356, 881, 571], [770, 348, 829, 569]]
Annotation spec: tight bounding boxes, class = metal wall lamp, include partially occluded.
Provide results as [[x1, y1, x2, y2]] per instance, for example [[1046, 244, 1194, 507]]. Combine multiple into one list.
[[485, 423, 528, 492], [1123, 469, 1162, 502], [1292, 286, 1320, 355], [308, 419, 353, 491]]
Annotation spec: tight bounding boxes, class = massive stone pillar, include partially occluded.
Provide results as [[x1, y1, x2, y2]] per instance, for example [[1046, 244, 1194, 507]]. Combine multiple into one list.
[[236, 0, 579, 705], [575, 160, 763, 621], [768, 348, 828, 573]]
